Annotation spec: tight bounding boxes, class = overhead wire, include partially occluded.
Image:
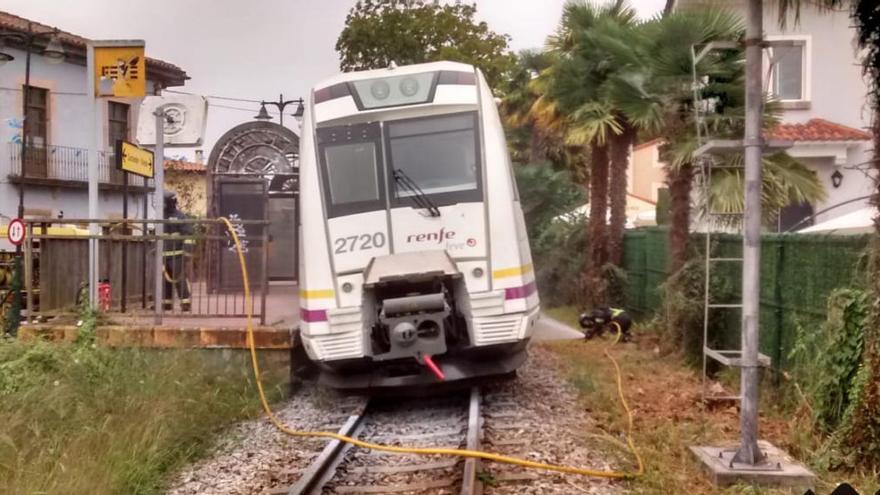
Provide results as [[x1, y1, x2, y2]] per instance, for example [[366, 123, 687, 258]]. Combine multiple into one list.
[[220, 215, 645, 481]]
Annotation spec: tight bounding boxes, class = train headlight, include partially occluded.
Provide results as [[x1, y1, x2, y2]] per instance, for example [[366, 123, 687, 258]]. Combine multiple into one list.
[[472, 267, 484, 278], [342, 282, 354, 293], [351, 72, 436, 109], [399, 77, 419, 97], [370, 80, 391, 100]]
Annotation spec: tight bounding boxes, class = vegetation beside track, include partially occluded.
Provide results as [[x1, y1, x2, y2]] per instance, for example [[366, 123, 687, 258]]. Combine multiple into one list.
[[542, 307, 879, 495], [0, 336, 287, 495]]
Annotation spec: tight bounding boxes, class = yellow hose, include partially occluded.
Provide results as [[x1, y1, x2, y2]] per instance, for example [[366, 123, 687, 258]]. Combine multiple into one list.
[[218, 216, 644, 480]]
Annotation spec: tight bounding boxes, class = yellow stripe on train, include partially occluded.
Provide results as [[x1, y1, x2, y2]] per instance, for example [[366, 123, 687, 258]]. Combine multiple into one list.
[[300, 289, 336, 299], [492, 263, 533, 280]]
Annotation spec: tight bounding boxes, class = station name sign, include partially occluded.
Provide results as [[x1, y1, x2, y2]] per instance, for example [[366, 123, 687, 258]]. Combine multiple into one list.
[[116, 140, 155, 178]]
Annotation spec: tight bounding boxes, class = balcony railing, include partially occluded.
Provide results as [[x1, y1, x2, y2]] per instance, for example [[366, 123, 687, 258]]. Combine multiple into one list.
[[9, 143, 153, 188]]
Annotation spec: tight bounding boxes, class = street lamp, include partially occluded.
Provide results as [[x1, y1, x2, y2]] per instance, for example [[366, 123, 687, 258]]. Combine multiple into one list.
[[254, 94, 305, 126], [0, 22, 67, 227]]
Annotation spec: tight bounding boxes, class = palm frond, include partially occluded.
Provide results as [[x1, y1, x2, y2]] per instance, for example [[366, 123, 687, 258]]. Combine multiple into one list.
[[566, 101, 621, 146]]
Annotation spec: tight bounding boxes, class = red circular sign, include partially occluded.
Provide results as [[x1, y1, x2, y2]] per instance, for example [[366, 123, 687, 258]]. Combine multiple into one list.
[[467, 238, 476, 247], [7, 218, 25, 246]]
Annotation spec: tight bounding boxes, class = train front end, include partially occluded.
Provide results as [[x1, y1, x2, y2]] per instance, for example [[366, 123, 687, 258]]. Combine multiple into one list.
[[298, 61, 539, 389]]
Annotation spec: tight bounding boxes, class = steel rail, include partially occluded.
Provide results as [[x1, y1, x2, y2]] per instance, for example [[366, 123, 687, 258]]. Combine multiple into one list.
[[460, 386, 483, 495], [283, 388, 483, 495], [287, 399, 370, 495]]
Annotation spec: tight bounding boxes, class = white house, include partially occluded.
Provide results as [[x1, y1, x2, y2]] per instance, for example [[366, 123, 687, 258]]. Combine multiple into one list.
[[651, 0, 876, 231], [0, 10, 188, 223]]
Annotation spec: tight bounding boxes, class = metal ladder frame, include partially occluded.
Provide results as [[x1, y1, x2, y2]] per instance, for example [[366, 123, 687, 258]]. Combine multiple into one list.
[[691, 42, 778, 402]]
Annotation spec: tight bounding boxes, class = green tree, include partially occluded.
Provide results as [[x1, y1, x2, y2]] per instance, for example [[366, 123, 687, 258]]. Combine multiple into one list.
[[335, 0, 515, 89]]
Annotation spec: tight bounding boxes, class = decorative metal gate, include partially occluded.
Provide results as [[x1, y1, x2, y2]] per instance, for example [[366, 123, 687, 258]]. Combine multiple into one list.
[[208, 121, 300, 282]]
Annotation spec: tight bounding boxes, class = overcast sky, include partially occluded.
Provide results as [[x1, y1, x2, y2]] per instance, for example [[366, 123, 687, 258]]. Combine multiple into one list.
[[3, 0, 667, 158]]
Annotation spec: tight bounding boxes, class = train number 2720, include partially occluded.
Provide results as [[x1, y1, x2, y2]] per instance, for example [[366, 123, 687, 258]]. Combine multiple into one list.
[[334, 232, 386, 254]]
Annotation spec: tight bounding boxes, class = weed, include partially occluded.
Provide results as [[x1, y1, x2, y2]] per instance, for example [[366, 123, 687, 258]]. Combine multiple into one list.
[[476, 470, 498, 487], [542, 312, 880, 495], [0, 340, 287, 494]]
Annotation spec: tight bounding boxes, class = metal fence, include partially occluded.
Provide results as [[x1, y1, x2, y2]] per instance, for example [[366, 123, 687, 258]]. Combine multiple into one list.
[[17, 217, 270, 325], [9, 143, 153, 188]]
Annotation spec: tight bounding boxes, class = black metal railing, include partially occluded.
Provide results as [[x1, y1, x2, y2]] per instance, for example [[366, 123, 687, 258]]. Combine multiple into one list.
[[9, 143, 153, 188], [16, 218, 271, 325]]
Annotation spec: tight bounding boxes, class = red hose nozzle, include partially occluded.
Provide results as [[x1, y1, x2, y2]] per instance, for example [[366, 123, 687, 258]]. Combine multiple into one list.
[[421, 354, 446, 381]]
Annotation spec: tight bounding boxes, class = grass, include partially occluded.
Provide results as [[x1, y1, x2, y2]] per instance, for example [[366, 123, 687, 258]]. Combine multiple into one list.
[[541, 306, 880, 495], [0, 338, 288, 495]]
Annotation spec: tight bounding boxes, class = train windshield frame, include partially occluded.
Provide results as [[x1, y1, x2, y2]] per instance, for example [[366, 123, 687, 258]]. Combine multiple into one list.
[[385, 111, 483, 208], [316, 111, 482, 218], [317, 122, 387, 218]]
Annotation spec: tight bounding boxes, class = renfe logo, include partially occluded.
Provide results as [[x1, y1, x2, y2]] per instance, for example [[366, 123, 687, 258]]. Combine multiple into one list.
[[406, 228, 456, 244]]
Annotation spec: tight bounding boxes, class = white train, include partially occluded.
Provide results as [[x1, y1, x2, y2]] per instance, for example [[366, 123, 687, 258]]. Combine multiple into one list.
[[297, 61, 539, 389]]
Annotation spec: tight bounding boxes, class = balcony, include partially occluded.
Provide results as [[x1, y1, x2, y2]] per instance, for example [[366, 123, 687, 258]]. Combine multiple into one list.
[[8, 143, 154, 191]]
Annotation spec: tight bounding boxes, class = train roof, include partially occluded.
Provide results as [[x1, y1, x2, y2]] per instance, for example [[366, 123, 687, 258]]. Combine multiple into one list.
[[312, 61, 477, 91]]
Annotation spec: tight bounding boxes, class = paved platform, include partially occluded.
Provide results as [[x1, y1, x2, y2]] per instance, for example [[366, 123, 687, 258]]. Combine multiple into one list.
[[106, 281, 300, 329], [19, 324, 293, 349]]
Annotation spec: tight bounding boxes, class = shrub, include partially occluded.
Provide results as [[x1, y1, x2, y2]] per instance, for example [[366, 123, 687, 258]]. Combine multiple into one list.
[[788, 289, 868, 431], [649, 257, 735, 362], [514, 162, 587, 307]]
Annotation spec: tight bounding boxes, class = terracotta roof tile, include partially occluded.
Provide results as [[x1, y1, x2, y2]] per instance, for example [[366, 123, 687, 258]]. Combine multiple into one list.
[[767, 118, 871, 142], [164, 159, 206, 173], [0, 10, 188, 86], [633, 138, 663, 151]]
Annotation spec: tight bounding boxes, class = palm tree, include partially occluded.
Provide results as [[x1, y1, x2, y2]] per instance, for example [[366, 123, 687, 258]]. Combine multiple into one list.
[[500, 50, 554, 164], [630, 8, 747, 273], [576, 12, 645, 266], [536, 0, 638, 305]]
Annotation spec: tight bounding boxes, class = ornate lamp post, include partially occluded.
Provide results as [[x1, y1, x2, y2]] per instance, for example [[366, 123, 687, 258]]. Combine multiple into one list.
[[0, 22, 66, 226], [254, 94, 304, 127]]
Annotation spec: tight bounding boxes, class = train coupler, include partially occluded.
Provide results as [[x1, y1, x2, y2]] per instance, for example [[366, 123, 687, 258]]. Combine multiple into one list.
[[418, 353, 446, 381]]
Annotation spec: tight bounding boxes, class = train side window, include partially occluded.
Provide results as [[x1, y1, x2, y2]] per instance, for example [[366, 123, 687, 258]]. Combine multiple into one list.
[[317, 123, 386, 218]]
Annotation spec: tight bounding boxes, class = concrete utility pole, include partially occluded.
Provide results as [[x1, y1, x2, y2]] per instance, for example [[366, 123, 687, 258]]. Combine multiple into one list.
[[86, 43, 100, 307], [734, 0, 764, 465], [153, 107, 166, 325]]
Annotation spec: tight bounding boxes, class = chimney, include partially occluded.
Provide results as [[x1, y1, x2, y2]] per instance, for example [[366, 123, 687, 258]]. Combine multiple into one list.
[[195, 149, 204, 164]]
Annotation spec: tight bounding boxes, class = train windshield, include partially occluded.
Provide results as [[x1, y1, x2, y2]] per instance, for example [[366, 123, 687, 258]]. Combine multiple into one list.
[[325, 142, 380, 204], [386, 112, 481, 204]]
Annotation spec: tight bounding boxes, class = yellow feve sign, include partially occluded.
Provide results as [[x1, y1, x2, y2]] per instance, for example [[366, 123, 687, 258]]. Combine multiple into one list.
[[94, 46, 146, 97], [117, 141, 155, 178]]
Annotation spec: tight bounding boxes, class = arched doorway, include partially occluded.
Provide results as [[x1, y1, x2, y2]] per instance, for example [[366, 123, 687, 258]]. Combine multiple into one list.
[[208, 121, 299, 283]]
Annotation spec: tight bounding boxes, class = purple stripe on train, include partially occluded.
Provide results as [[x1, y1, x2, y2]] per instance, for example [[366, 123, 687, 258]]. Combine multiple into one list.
[[300, 308, 328, 322], [504, 281, 537, 300]]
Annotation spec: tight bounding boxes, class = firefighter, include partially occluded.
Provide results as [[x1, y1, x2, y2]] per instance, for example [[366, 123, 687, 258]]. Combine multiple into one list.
[[578, 306, 633, 342], [162, 192, 194, 311]]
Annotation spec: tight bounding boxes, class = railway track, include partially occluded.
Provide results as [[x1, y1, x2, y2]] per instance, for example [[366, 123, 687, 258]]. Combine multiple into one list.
[[278, 387, 484, 495]]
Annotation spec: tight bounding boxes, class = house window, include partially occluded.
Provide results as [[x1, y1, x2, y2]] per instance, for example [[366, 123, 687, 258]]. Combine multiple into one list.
[[23, 86, 48, 177], [108, 101, 130, 145], [24, 86, 48, 145], [770, 42, 806, 101]]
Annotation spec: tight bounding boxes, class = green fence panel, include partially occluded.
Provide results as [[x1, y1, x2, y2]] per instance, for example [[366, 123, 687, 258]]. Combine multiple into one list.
[[621, 228, 870, 369], [623, 231, 648, 316]]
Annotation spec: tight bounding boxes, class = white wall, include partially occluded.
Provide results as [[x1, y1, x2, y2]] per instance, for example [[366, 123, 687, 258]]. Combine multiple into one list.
[[0, 46, 158, 221], [764, 3, 871, 129]]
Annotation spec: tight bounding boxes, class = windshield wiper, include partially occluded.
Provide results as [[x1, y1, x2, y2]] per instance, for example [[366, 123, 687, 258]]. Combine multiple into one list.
[[393, 169, 441, 217]]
